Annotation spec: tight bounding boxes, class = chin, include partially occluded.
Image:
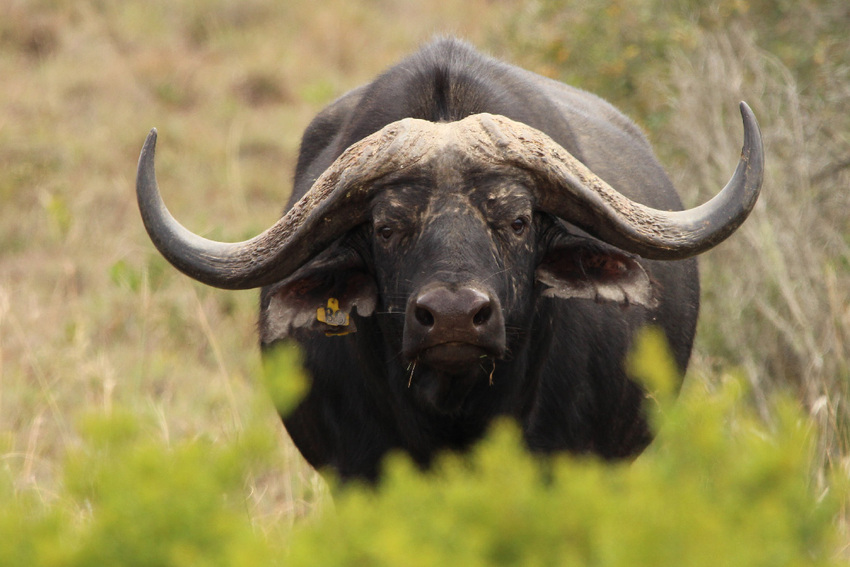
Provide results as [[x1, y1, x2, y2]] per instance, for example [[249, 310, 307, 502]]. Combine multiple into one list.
[[408, 343, 496, 414]]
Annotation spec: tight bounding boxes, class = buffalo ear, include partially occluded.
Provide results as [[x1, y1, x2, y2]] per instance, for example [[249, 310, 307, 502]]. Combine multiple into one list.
[[260, 245, 377, 344], [536, 236, 656, 308]]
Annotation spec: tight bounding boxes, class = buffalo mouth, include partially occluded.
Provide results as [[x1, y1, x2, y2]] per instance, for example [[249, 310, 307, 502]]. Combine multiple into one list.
[[418, 342, 494, 374], [408, 342, 501, 414]]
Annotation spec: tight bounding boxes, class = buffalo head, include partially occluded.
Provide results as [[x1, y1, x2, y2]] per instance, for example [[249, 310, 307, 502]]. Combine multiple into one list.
[[137, 110, 762, 414]]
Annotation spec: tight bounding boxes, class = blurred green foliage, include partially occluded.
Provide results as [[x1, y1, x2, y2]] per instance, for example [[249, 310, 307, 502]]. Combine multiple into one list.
[[0, 411, 284, 567], [4, 334, 842, 565], [287, 382, 843, 566]]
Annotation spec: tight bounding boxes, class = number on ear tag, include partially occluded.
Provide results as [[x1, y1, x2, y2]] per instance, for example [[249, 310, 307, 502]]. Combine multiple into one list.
[[316, 298, 352, 336]]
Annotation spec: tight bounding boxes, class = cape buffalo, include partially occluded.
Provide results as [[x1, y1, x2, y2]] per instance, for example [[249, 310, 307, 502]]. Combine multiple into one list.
[[136, 39, 763, 481]]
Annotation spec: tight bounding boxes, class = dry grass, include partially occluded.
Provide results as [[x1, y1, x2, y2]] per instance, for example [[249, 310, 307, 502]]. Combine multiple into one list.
[[2, 0, 848, 536], [661, 24, 850, 479]]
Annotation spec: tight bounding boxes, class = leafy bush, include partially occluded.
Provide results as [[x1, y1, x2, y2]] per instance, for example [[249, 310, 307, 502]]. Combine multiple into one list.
[[0, 411, 285, 567], [285, 330, 846, 566], [0, 332, 844, 565], [286, 390, 842, 565]]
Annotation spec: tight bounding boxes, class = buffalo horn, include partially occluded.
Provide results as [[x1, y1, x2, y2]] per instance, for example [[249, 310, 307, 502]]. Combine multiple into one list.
[[467, 103, 763, 260], [136, 120, 437, 289], [137, 104, 762, 289]]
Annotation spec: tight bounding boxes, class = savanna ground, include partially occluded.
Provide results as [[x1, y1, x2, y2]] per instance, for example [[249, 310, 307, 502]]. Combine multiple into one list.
[[2, 0, 849, 555]]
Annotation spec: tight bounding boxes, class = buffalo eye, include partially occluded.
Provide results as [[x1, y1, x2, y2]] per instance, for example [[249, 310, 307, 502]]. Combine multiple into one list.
[[377, 226, 394, 240], [510, 218, 527, 235]]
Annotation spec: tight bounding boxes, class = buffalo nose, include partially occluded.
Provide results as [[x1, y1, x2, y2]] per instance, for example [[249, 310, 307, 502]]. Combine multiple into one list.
[[403, 284, 507, 363], [413, 287, 494, 335]]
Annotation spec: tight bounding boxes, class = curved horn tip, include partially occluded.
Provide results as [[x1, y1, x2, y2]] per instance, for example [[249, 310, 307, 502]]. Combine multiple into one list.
[[737, 101, 764, 168], [739, 101, 753, 122], [139, 129, 159, 166], [144, 127, 158, 148], [738, 102, 762, 140]]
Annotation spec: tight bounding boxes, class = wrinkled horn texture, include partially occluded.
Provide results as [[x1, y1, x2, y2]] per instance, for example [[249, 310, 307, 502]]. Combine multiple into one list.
[[458, 107, 763, 260]]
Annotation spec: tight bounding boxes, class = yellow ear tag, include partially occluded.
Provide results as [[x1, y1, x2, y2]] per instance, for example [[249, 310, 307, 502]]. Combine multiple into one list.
[[317, 298, 351, 336]]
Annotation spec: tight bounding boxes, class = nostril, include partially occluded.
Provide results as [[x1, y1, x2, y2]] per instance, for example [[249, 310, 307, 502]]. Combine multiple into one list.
[[472, 303, 492, 327], [411, 286, 496, 332], [415, 305, 435, 327]]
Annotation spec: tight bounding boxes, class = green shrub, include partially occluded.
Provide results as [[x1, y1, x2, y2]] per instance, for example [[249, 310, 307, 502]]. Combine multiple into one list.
[[0, 411, 285, 567], [0, 332, 845, 565], [286, 404, 843, 565], [285, 331, 845, 566]]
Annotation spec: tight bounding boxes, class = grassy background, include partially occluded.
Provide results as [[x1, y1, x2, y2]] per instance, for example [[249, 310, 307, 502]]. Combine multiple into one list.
[[1, 0, 848, 536]]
